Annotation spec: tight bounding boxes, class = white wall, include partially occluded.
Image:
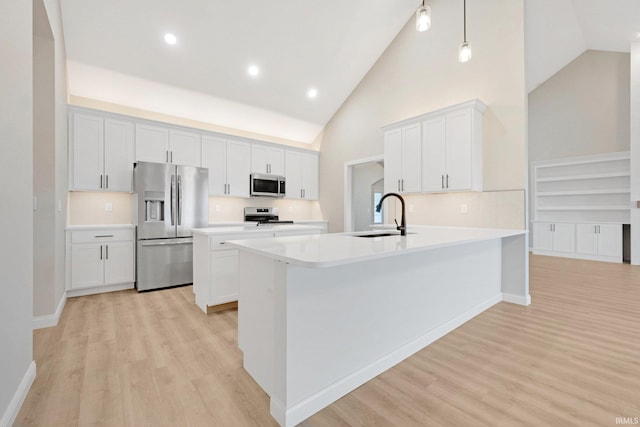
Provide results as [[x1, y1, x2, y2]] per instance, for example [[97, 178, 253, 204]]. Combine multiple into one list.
[[317, 0, 527, 232], [529, 50, 630, 163], [0, 0, 34, 423], [630, 43, 640, 264]]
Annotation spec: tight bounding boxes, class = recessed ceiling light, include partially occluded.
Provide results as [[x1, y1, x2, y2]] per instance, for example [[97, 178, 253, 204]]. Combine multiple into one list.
[[307, 88, 318, 99], [164, 33, 177, 45], [248, 65, 260, 77]]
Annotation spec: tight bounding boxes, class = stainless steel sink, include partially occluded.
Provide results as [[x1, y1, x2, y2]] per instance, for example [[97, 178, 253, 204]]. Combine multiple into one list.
[[354, 232, 414, 238]]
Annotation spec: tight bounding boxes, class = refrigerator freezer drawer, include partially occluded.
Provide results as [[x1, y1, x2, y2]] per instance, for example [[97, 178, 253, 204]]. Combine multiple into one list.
[[136, 238, 193, 291]]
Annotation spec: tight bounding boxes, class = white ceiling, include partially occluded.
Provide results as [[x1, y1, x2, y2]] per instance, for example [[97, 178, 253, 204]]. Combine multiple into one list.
[[525, 0, 640, 92], [60, 0, 418, 143], [60, 0, 640, 142]]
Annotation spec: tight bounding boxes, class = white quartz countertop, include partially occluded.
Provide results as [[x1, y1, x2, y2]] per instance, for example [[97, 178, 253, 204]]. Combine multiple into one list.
[[224, 226, 526, 268], [192, 224, 323, 236]]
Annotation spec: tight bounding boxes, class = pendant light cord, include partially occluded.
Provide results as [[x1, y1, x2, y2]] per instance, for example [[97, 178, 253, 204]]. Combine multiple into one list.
[[463, 0, 467, 43]]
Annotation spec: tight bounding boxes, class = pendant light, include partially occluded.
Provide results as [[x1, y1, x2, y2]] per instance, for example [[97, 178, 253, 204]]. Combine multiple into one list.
[[415, 0, 431, 32], [458, 0, 472, 63]]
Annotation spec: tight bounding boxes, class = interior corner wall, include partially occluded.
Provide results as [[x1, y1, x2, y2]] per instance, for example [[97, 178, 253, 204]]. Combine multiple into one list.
[[0, 0, 34, 422], [316, 0, 527, 232], [528, 50, 631, 164]]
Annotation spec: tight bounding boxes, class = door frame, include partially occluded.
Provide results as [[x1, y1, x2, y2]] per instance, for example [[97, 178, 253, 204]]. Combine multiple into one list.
[[343, 154, 384, 232]]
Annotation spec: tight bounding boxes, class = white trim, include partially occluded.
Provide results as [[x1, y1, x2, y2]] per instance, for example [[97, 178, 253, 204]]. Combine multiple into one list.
[[343, 155, 384, 232], [531, 249, 622, 263], [66, 282, 134, 298], [32, 293, 67, 330], [0, 361, 36, 427], [502, 292, 531, 306], [272, 294, 502, 427]]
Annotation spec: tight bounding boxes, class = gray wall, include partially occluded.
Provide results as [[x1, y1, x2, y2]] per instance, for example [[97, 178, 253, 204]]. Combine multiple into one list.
[[0, 0, 34, 421], [352, 162, 384, 232], [529, 50, 630, 163]]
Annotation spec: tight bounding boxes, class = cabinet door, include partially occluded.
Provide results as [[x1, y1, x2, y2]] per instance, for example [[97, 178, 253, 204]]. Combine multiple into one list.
[[384, 129, 402, 194], [421, 117, 446, 192], [226, 140, 251, 197], [576, 224, 598, 255], [251, 145, 269, 173], [103, 118, 134, 192], [302, 153, 319, 200], [533, 223, 554, 251], [135, 123, 169, 163], [201, 135, 227, 196], [401, 124, 422, 193], [70, 243, 104, 289], [267, 147, 285, 176], [71, 112, 103, 191], [169, 129, 201, 166], [210, 249, 240, 304], [552, 223, 576, 253], [445, 109, 473, 191], [285, 150, 303, 198], [103, 241, 134, 285], [597, 224, 622, 257]]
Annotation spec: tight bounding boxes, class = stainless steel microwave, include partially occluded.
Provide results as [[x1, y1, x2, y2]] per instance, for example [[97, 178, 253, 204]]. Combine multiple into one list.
[[250, 173, 286, 197]]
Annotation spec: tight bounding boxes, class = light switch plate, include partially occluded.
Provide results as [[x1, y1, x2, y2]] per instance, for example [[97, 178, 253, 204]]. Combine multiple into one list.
[[215, 204, 221, 212], [105, 203, 113, 212], [460, 204, 468, 214]]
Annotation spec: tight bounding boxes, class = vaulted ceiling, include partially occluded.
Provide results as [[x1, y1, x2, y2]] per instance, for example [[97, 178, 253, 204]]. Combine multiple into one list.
[[59, 0, 640, 143]]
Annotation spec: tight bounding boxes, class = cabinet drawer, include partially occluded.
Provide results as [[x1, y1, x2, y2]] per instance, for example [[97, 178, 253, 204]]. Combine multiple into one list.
[[71, 228, 134, 243]]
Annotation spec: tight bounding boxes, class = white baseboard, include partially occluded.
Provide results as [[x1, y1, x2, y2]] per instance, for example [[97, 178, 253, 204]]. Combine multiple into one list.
[[32, 293, 67, 330], [0, 361, 36, 427], [272, 294, 503, 427], [66, 282, 134, 298], [502, 292, 531, 306]]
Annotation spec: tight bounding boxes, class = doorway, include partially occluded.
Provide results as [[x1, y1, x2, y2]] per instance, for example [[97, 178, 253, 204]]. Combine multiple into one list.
[[344, 155, 384, 232]]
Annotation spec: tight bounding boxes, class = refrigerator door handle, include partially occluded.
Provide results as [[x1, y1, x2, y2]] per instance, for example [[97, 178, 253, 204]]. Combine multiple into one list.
[[140, 239, 193, 246], [177, 175, 182, 225], [170, 174, 176, 225]]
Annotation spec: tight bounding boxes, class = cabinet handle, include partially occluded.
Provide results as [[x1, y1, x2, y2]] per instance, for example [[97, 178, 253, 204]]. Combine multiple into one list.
[[227, 183, 230, 194], [94, 235, 113, 238], [446, 174, 449, 189], [105, 174, 109, 189], [170, 151, 173, 163], [303, 189, 305, 198], [402, 179, 405, 191], [100, 174, 103, 189], [106, 244, 109, 260], [100, 245, 103, 260], [398, 179, 401, 191], [166, 150, 169, 163], [597, 225, 600, 234], [441, 175, 444, 189]]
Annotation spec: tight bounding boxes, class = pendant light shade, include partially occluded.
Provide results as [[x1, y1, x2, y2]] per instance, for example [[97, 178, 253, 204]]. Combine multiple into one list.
[[416, 1, 431, 32], [458, 0, 472, 63]]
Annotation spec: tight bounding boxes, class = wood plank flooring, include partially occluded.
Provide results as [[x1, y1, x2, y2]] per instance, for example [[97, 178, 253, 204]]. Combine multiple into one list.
[[15, 255, 640, 426]]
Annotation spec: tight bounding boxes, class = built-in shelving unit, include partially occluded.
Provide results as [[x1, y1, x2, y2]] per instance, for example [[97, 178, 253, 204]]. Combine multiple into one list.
[[532, 152, 631, 224]]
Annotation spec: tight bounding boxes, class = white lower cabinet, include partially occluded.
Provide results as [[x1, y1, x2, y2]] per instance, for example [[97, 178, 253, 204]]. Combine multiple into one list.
[[576, 224, 622, 261], [533, 222, 623, 263], [67, 227, 135, 296], [193, 227, 322, 313]]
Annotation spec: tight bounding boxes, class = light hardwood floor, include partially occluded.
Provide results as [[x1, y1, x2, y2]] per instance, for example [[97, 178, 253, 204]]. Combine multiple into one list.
[[16, 255, 640, 426]]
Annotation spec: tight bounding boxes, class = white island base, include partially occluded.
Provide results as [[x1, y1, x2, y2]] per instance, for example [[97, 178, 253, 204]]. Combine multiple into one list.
[[232, 229, 528, 427]]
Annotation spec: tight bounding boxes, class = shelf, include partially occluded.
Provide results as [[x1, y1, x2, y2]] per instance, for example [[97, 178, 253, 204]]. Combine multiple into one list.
[[536, 189, 630, 196], [536, 206, 629, 211], [536, 172, 630, 183]]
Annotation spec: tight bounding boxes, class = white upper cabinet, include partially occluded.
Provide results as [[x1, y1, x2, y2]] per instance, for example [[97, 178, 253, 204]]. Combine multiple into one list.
[[201, 135, 250, 197], [169, 128, 201, 166], [135, 124, 200, 166], [383, 123, 421, 194], [69, 110, 133, 192], [285, 150, 318, 200], [421, 101, 484, 193], [135, 123, 169, 163], [252, 145, 284, 175]]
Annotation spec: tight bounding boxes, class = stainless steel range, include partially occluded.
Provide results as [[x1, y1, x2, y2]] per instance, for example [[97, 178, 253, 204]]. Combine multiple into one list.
[[244, 207, 293, 225]]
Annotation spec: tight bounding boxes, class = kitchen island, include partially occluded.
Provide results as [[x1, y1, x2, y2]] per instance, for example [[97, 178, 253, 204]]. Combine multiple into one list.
[[192, 224, 323, 313], [226, 226, 528, 427]]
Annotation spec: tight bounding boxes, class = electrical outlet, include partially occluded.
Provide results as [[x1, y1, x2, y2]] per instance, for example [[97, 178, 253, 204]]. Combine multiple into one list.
[[215, 204, 221, 212], [408, 204, 414, 213], [460, 204, 468, 214], [105, 202, 113, 212]]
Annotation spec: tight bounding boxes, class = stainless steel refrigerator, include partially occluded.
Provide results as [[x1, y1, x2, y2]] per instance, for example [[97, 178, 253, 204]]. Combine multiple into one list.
[[133, 161, 208, 291]]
